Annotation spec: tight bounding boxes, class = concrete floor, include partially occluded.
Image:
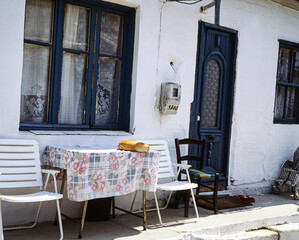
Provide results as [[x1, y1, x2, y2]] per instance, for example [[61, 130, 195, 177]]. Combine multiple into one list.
[[4, 193, 299, 240]]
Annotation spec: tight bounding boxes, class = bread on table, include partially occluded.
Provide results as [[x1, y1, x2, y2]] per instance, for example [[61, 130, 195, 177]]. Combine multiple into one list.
[[118, 140, 150, 152]]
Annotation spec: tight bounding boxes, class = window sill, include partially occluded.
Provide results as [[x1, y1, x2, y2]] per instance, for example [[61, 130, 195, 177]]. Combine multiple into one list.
[[19, 130, 133, 136]]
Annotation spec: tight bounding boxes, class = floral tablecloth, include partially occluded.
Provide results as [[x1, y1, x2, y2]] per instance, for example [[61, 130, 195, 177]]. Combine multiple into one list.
[[42, 146, 160, 202]]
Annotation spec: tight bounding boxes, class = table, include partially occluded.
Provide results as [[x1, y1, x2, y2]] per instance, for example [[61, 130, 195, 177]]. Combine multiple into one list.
[[42, 145, 160, 238]]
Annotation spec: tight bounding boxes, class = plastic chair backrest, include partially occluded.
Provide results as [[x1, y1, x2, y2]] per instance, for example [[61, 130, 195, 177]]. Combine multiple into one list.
[[0, 139, 42, 189], [138, 140, 175, 180]]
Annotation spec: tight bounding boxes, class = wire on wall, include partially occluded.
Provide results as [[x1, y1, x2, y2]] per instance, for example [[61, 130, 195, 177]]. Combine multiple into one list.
[[170, 62, 181, 85], [154, 2, 166, 110], [167, 0, 203, 5]]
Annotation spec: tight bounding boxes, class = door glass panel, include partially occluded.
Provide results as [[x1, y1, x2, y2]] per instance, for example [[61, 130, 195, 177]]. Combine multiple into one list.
[[63, 4, 90, 52], [21, 43, 51, 123], [58, 53, 87, 125], [274, 85, 285, 119], [202, 59, 221, 127], [24, 0, 54, 43], [277, 48, 290, 83], [285, 87, 298, 119], [95, 57, 121, 125], [292, 51, 299, 84], [100, 12, 124, 56]]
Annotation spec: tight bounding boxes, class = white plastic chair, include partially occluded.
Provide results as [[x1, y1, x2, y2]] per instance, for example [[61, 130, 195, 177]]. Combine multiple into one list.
[[0, 139, 63, 240], [130, 140, 199, 227]]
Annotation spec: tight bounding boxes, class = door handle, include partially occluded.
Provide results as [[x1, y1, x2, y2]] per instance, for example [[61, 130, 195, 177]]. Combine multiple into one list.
[[208, 135, 215, 141], [197, 114, 200, 122]]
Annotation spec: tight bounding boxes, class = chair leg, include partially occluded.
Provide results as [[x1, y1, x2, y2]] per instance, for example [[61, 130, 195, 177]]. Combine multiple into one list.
[[4, 202, 43, 231], [55, 169, 66, 225], [3, 200, 63, 240], [154, 191, 164, 226], [33, 202, 43, 227], [197, 177, 201, 194], [213, 173, 219, 214], [132, 192, 173, 214], [154, 190, 198, 227], [190, 188, 199, 219], [55, 199, 64, 240], [0, 201, 4, 240], [184, 190, 190, 218]]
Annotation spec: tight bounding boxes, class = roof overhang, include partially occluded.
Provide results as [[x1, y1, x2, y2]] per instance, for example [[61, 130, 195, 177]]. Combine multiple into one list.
[[271, 0, 299, 11]]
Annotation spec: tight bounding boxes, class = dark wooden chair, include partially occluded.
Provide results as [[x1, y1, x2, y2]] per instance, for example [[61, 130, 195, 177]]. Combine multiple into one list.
[[175, 138, 219, 215]]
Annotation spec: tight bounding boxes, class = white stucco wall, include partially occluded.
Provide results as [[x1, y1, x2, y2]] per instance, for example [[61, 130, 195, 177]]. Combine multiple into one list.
[[0, 0, 299, 225]]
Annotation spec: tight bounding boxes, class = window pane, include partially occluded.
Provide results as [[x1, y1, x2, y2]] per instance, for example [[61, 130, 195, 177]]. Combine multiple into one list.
[[58, 53, 87, 125], [274, 85, 285, 119], [292, 51, 299, 84], [277, 48, 290, 83], [63, 4, 90, 52], [202, 59, 221, 127], [20, 44, 50, 123], [100, 12, 124, 56], [285, 87, 298, 119], [95, 57, 121, 125], [24, 0, 54, 43]]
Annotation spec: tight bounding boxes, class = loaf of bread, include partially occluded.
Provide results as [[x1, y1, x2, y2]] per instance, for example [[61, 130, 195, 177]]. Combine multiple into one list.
[[118, 140, 150, 152]]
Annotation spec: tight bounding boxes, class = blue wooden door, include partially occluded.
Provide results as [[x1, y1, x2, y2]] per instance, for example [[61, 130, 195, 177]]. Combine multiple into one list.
[[189, 22, 238, 186]]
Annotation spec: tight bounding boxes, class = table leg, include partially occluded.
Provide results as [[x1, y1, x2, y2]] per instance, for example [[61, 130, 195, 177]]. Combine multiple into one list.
[[55, 169, 67, 225], [112, 197, 115, 218], [143, 191, 147, 230], [78, 200, 88, 239]]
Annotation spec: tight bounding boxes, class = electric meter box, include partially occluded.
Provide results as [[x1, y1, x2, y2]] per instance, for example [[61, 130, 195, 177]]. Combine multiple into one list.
[[160, 82, 181, 115]]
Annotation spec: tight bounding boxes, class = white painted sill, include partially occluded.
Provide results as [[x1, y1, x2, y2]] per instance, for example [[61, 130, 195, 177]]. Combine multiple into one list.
[[19, 130, 133, 136]]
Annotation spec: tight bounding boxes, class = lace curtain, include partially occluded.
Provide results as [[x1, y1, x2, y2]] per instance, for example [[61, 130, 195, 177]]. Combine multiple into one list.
[[21, 1, 125, 126], [275, 48, 299, 119], [95, 12, 123, 125], [58, 4, 90, 125], [20, 0, 53, 123]]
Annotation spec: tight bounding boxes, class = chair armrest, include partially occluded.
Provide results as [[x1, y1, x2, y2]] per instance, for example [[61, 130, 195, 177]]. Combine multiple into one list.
[[41, 169, 60, 176], [41, 169, 61, 193], [173, 163, 192, 169]]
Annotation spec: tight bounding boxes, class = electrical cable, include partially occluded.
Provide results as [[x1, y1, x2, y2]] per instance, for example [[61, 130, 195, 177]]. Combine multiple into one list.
[[170, 62, 181, 85], [169, 0, 203, 5]]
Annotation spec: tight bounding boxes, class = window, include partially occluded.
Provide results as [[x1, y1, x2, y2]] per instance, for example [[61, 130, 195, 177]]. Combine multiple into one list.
[[20, 0, 135, 131], [274, 40, 299, 124]]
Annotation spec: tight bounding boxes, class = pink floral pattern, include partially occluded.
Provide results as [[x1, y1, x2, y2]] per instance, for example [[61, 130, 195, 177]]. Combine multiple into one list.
[[42, 146, 160, 202]]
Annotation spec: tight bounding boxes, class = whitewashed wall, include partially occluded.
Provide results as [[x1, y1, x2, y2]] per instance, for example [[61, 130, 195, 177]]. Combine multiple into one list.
[[0, 0, 299, 224]]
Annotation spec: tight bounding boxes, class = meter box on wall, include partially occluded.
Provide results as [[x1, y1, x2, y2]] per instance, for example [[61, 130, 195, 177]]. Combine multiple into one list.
[[160, 82, 181, 114]]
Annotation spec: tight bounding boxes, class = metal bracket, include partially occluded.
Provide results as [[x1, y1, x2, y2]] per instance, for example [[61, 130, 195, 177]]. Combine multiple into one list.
[[200, 0, 221, 26], [200, 1, 215, 13]]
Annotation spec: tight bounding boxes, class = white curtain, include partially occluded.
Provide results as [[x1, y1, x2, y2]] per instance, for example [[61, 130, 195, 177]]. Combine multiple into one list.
[[20, 0, 53, 123], [24, 0, 53, 43], [58, 4, 89, 125]]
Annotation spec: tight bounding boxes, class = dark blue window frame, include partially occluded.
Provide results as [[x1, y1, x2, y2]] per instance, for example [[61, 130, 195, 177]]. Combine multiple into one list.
[[20, 0, 135, 131], [274, 40, 299, 124]]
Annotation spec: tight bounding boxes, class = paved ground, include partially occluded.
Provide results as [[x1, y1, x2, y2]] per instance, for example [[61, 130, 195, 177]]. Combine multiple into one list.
[[4, 193, 299, 240]]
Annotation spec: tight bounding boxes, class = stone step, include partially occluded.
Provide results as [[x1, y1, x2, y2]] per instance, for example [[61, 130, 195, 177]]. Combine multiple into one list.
[[268, 223, 299, 240], [191, 223, 299, 240], [192, 229, 278, 240]]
